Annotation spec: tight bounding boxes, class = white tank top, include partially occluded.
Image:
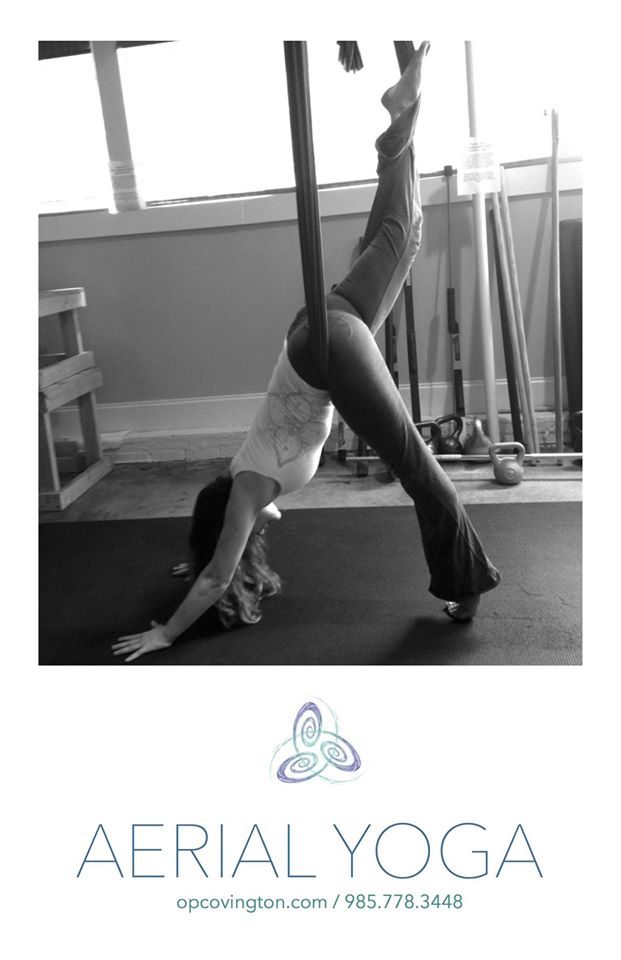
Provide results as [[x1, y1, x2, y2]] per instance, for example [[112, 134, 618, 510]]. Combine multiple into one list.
[[230, 342, 334, 496]]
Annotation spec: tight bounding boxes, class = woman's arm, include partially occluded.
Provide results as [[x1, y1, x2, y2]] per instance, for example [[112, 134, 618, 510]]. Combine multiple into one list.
[[109, 573, 229, 663], [111, 473, 279, 662]]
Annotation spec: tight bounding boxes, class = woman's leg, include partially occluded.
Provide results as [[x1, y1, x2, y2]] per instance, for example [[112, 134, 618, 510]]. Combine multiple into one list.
[[329, 44, 428, 335], [321, 315, 500, 603], [287, 43, 500, 611], [287, 44, 426, 387]]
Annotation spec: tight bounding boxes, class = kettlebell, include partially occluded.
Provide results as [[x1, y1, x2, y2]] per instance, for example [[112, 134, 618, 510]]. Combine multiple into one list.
[[489, 442, 525, 485], [416, 420, 439, 453], [434, 415, 464, 454], [463, 417, 492, 456]]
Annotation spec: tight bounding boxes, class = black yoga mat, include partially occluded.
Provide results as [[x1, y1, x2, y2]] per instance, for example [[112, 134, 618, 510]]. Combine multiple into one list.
[[39, 503, 581, 666]]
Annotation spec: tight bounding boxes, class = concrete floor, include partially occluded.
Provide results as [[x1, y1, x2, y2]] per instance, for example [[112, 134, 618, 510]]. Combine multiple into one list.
[[39, 454, 583, 523]]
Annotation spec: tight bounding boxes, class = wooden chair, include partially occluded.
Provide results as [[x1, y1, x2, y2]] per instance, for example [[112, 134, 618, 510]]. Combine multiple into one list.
[[39, 288, 111, 510]]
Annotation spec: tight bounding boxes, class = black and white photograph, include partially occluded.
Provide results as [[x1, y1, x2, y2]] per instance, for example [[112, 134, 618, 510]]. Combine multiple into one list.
[[38, 37, 582, 665]]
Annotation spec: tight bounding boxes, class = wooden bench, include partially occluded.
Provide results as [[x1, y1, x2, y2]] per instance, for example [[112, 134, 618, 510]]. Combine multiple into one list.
[[39, 288, 112, 510]]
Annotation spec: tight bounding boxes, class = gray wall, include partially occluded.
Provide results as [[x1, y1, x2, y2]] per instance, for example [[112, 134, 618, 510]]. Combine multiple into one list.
[[39, 190, 582, 407]]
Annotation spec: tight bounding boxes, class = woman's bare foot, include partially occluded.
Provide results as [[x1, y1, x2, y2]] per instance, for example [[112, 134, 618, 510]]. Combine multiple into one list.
[[444, 595, 480, 622], [381, 41, 430, 121]]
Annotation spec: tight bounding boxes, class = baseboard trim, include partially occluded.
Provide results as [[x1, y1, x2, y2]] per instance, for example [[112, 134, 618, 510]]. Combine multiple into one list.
[[52, 391, 266, 437], [51, 377, 566, 462]]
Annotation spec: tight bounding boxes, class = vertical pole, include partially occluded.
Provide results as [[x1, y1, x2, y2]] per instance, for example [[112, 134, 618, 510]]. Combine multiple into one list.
[[488, 206, 523, 444], [404, 272, 421, 422], [394, 42, 422, 424], [499, 167, 540, 452], [444, 166, 466, 418], [464, 42, 499, 442], [551, 108, 564, 450], [385, 311, 399, 387], [490, 196, 533, 449], [91, 41, 145, 212]]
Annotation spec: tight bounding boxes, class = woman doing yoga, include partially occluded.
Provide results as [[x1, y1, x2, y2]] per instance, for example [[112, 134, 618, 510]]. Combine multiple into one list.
[[112, 42, 500, 662]]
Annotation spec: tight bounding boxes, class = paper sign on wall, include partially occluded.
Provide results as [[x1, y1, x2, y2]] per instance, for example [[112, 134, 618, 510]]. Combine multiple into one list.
[[108, 159, 145, 212], [457, 139, 499, 195]]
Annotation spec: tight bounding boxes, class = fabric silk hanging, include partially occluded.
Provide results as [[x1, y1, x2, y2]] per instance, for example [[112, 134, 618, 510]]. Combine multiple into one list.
[[283, 41, 329, 383]]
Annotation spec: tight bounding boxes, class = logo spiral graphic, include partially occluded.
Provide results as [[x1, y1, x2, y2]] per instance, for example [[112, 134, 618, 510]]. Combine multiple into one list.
[[271, 700, 361, 784]]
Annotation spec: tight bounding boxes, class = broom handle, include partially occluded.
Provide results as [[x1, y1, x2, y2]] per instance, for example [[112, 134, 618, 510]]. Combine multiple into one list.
[[464, 41, 499, 442], [491, 194, 536, 451], [445, 167, 466, 417], [499, 166, 540, 453], [551, 108, 564, 451]]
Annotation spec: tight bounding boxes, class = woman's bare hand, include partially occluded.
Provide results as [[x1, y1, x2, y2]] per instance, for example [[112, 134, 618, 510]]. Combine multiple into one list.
[[111, 621, 173, 662]]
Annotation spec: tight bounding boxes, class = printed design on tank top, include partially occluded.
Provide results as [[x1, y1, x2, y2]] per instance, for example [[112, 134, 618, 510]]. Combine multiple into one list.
[[266, 389, 328, 467]]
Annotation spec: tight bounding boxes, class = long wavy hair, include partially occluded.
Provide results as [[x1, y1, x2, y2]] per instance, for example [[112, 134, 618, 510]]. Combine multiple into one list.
[[189, 473, 282, 629]]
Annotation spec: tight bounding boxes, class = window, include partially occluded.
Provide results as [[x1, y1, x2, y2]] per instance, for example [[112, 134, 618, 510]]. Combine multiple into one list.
[[460, 39, 583, 164], [118, 38, 585, 203], [38, 53, 111, 214], [39, 40, 583, 214], [117, 39, 296, 201]]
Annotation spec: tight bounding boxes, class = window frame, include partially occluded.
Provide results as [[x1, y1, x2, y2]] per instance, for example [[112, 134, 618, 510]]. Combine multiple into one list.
[[38, 41, 583, 239]]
